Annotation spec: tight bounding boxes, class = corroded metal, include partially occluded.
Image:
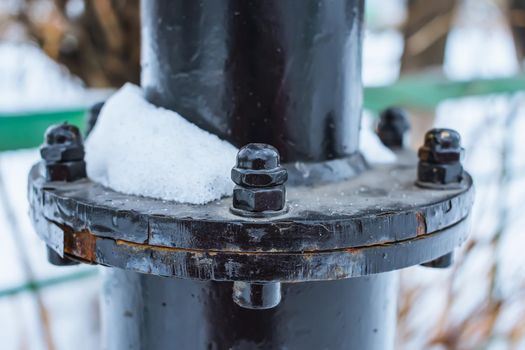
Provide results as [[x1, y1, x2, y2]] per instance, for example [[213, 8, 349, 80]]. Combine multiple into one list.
[[29, 163, 473, 252], [28, 161, 473, 282]]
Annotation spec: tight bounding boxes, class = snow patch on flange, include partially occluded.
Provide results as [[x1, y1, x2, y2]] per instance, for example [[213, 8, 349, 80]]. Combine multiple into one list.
[[85, 83, 238, 205]]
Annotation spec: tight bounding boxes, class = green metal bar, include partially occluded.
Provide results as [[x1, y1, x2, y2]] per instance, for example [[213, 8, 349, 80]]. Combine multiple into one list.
[[0, 75, 524, 151], [0, 269, 98, 299], [0, 109, 86, 152], [364, 74, 525, 112]]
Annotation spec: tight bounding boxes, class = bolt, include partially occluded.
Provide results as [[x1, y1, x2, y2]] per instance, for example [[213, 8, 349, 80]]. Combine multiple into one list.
[[46, 245, 79, 266], [41, 124, 85, 266], [376, 107, 410, 149], [417, 128, 464, 186], [232, 281, 282, 310], [230, 144, 286, 308], [421, 252, 454, 269], [231, 143, 287, 215], [40, 123, 86, 182], [86, 101, 105, 136]]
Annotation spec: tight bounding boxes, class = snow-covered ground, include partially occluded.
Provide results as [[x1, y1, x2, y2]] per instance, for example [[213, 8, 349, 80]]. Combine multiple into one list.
[[380, 1, 525, 349], [1, 0, 524, 349], [0, 42, 111, 113], [0, 150, 100, 350]]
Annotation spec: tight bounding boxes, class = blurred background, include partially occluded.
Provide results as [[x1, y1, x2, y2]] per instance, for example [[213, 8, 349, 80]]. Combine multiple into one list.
[[1, 0, 525, 349]]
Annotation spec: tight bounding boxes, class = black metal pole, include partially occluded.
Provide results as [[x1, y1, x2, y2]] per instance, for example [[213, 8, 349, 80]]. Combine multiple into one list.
[[103, 0, 397, 348], [141, 0, 363, 163], [102, 270, 397, 349]]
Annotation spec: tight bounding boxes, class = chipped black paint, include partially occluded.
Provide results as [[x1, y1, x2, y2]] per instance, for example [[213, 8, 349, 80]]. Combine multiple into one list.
[[28, 162, 473, 254]]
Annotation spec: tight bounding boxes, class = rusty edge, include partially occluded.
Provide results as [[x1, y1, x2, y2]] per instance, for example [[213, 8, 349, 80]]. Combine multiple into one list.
[[416, 211, 427, 236], [53, 217, 452, 264]]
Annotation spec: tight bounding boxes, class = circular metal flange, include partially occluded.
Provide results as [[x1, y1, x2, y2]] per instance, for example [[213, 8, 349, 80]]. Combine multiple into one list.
[[28, 161, 473, 282]]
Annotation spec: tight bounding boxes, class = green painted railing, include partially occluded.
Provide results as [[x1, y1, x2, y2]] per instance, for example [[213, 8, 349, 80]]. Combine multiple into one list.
[[0, 109, 86, 152], [364, 74, 525, 112], [1, 74, 524, 152], [0, 269, 98, 299]]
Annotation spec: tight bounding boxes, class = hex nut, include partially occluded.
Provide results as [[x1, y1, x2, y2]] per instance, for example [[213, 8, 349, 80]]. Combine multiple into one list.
[[44, 161, 87, 182], [233, 185, 286, 212], [40, 123, 86, 182], [376, 107, 410, 149], [417, 128, 464, 185], [40, 124, 85, 163], [418, 149, 462, 164], [418, 162, 462, 185], [40, 146, 84, 163]]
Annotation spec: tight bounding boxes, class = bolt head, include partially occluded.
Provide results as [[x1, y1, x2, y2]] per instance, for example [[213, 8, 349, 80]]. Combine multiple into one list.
[[45, 123, 83, 146], [40, 123, 85, 163], [424, 128, 461, 149], [233, 185, 285, 212], [377, 107, 410, 148], [232, 143, 287, 187], [418, 128, 463, 164], [86, 101, 105, 136], [417, 129, 464, 185], [236, 143, 280, 170]]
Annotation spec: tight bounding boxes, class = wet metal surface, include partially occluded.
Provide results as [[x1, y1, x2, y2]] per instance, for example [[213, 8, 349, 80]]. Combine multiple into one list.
[[102, 269, 398, 349], [57, 219, 469, 282], [29, 161, 473, 282], [29, 162, 473, 252], [141, 0, 364, 163]]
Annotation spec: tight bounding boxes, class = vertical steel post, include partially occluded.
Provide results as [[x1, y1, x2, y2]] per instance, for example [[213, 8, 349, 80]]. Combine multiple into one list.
[[141, 0, 363, 162], [103, 271, 398, 349], [101, 1, 399, 349]]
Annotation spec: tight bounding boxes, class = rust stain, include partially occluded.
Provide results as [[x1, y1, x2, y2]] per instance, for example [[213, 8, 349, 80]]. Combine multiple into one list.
[[116, 238, 279, 256], [415, 211, 427, 236], [376, 211, 396, 217], [116, 239, 188, 253], [66, 231, 380, 257], [53, 218, 438, 261], [344, 247, 361, 254], [62, 225, 97, 262]]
